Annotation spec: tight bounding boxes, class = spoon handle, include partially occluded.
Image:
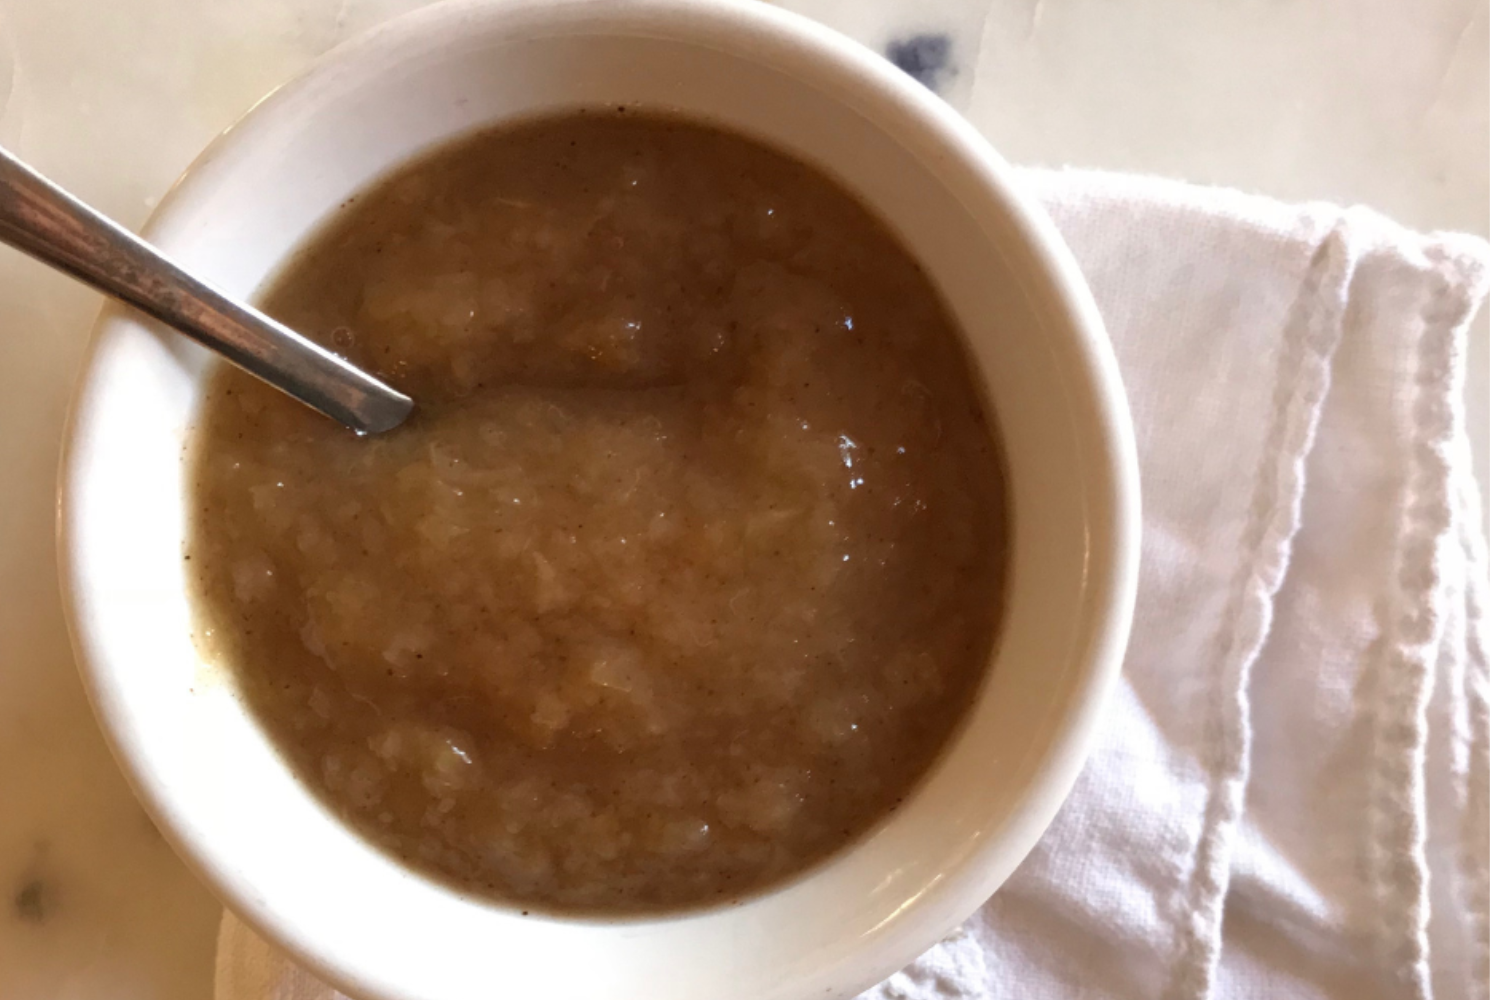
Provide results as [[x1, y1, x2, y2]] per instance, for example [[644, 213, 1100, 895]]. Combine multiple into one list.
[[0, 145, 412, 435]]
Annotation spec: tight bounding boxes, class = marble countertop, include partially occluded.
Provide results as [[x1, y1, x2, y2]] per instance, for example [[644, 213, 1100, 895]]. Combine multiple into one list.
[[0, 0, 1485, 996]]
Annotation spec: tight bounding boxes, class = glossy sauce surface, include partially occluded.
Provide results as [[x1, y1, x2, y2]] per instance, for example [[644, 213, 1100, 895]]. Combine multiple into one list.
[[188, 112, 1006, 912]]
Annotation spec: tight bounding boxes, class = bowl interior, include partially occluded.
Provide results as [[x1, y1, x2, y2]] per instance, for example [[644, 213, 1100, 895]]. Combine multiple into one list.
[[60, 3, 1136, 999]]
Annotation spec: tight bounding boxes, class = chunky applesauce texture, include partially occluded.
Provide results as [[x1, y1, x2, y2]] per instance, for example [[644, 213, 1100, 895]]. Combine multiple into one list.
[[187, 111, 1007, 913]]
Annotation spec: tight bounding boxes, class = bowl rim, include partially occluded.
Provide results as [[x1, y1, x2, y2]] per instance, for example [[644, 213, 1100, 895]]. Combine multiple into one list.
[[57, 0, 1141, 996]]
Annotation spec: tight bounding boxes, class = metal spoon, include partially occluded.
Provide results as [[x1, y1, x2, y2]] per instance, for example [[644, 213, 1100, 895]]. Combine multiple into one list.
[[0, 145, 412, 435]]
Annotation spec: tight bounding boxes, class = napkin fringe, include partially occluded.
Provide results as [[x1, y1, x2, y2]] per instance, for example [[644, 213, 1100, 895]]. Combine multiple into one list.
[[1168, 216, 1359, 1000], [1455, 454, 1490, 1000], [1360, 237, 1489, 1000]]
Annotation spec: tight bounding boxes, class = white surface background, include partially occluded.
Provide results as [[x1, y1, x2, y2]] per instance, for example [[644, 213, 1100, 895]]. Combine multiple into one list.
[[0, 1, 1485, 997]]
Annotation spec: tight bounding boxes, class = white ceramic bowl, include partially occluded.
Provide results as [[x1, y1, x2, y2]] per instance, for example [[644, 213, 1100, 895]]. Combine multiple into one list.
[[58, 1, 1139, 998]]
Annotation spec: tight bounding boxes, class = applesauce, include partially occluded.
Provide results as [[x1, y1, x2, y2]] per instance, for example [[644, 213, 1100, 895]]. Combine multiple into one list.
[[187, 110, 1006, 912]]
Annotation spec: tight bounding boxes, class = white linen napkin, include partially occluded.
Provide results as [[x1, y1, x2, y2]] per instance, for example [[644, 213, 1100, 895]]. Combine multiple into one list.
[[212, 168, 1490, 1000]]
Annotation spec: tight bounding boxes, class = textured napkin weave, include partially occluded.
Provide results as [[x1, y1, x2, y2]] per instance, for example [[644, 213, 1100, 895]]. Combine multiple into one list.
[[214, 169, 1491, 1000]]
